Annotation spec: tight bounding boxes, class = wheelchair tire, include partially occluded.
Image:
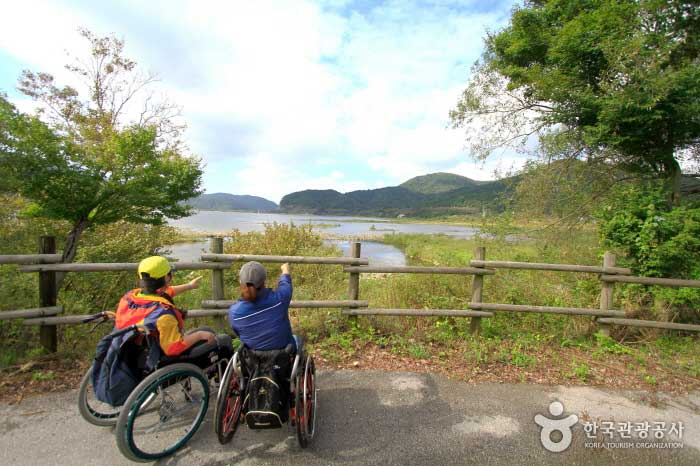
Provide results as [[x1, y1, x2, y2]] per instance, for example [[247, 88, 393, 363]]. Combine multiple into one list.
[[115, 363, 209, 462], [78, 366, 121, 426], [295, 355, 316, 448], [214, 355, 245, 444]]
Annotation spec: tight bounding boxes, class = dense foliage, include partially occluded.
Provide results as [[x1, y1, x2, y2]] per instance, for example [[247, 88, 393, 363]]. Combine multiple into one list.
[[0, 194, 180, 364], [0, 29, 202, 266], [451, 0, 700, 202], [595, 183, 700, 320]]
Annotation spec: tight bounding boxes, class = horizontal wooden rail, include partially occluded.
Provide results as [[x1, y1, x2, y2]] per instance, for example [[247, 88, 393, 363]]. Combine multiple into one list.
[[201, 253, 369, 266], [202, 299, 369, 309], [19, 261, 231, 273], [467, 302, 626, 317], [0, 254, 63, 265], [343, 265, 494, 275], [21, 302, 362, 324], [597, 318, 700, 332], [23, 315, 92, 326], [469, 260, 632, 275], [188, 308, 355, 318], [600, 275, 700, 288], [342, 309, 494, 317], [0, 306, 62, 320]]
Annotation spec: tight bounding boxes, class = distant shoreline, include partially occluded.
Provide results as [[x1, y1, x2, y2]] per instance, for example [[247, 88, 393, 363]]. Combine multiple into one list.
[[183, 208, 487, 227]]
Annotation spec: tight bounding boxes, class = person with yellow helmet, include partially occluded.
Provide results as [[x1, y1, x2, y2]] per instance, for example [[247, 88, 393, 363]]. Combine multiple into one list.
[[115, 256, 222, 357]]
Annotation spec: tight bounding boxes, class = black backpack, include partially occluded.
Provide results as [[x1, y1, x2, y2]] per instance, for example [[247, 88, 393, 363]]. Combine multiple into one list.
[[244, 349, 291, 429]]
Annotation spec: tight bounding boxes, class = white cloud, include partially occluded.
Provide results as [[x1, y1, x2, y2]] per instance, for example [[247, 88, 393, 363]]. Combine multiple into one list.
[[448, 155, 528, 181], [208, 154, 378, 203], [0, 0, 518, 197]]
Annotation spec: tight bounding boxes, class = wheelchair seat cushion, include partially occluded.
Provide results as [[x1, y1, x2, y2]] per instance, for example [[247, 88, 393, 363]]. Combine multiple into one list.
[[159, 334, 233, 371]]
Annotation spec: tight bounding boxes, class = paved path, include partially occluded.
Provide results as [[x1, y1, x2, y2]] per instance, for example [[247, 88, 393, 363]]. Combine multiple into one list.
[[1, 370, 699, 465]]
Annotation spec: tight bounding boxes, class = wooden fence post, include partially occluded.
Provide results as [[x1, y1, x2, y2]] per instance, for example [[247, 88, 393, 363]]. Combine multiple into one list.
[[38, 236, 57, 352], [347, 242, 361, 324], [598, 251, 615, 336], [470, 246, 485, 335], [210, 237, 225, 301]]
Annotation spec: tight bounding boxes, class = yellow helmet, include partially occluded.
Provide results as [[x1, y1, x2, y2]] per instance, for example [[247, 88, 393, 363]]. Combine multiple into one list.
[[137, 256, 171, 279]]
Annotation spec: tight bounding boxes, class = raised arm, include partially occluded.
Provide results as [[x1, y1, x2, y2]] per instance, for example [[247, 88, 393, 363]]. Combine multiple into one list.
[[170, 276, 202, 296], [277, 263, 293, 304]]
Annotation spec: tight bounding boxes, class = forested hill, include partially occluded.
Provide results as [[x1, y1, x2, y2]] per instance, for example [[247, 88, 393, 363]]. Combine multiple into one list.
[[400, 172, 486, 194], [186, 193, 278, 212], [279, 173, 512, 216]]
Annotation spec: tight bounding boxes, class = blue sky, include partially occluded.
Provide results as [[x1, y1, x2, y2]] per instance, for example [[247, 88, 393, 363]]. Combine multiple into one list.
[[0, 0, 524, 203]]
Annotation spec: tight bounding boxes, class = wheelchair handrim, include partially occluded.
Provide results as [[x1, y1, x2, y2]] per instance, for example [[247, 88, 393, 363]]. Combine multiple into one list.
[[124, 369, 209, 461], [221, 379, 243, 434], [304, 357, 316, 439], [78, 367, 120, 426]]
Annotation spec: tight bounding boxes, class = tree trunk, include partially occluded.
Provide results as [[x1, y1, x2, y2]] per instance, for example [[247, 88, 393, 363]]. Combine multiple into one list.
[[56, 218, 90, 289]]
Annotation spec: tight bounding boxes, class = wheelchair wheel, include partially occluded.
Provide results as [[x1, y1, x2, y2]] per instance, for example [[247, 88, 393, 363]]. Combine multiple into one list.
[[115, 363, 209, 462], [78, 366, 121, 426], [214, 354, 245, 444], [295, 355, 316, 448]]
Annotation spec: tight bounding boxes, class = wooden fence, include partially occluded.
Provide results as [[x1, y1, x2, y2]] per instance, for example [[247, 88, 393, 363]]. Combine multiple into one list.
[[2, 235, 700, 353]]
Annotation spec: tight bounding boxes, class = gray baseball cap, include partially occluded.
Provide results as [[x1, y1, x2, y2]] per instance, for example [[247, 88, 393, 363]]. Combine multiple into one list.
[[239, 261, 266, 288]]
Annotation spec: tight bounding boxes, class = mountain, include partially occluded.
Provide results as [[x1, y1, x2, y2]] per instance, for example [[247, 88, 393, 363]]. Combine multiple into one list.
[[186, 193, 278, 212], [400, 172, 481, 194], [279, 189, 358, 212], [279, 172, 513, 216]]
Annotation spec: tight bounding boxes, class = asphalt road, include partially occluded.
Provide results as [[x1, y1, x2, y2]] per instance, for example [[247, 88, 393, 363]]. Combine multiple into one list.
[[1, 370, 699, 466]]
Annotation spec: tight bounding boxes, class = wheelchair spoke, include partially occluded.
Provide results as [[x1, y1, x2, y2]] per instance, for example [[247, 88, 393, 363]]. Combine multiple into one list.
[[119, 366, 209, 460], [214, 354, 245, 445], [296, 356, 316, 448]]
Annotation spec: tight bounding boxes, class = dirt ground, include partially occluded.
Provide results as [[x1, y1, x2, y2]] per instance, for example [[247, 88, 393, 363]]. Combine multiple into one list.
[[318, 341, 700, 394], [1, 339, 698, 405]]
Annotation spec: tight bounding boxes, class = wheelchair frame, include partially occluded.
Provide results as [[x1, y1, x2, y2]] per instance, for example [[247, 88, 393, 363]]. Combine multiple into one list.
[[214, 344, 317, 448], [77, 312, 232, 462]]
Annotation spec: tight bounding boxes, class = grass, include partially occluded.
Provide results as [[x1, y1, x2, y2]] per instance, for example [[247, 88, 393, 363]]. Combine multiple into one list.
[[571, 362, 590, 382], [314, 227, 700, 390], [2, 217, 699, 393]]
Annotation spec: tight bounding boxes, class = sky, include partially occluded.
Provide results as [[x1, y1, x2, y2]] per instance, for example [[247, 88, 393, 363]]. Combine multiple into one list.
[[0, 0, 525, 204]]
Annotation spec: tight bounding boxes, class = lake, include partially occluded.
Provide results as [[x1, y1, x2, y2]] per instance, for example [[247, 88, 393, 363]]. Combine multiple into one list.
[[169, 210, 479, 238], [167, 211, 481, 266]]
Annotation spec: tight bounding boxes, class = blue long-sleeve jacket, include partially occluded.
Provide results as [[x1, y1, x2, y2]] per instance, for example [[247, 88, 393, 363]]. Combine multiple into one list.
[[228, 274, 294, 350]]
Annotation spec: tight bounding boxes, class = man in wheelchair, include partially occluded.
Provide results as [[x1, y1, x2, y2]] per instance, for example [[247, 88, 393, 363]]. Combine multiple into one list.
[[228, 262, 300, 422], [218, 261, 315, 447]]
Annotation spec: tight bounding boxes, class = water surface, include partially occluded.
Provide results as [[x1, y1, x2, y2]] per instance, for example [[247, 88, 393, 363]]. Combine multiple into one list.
[[169, 210, 479, 238], [167, 210, 481, 266]]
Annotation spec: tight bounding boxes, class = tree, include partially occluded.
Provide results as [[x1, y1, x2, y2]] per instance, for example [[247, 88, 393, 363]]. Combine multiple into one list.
[[0, 29, 202, 267], [451, 0, 700, 204]]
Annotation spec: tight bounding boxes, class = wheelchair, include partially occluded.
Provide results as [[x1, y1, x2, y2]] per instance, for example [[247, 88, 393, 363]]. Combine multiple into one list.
[[77, 312, 233, 462], [214, 340, 317, 448]]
